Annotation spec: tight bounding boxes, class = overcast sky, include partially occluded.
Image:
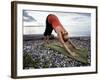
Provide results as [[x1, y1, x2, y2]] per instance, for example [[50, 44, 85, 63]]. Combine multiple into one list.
[[23, 10, 91, 37]]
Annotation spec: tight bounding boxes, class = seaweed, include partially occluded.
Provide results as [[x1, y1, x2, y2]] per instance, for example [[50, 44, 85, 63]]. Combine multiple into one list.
[[43, 41, 88, 64]]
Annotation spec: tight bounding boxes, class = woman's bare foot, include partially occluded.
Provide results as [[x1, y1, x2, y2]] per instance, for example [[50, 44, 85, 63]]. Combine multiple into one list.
[[43, 40, 49, 44]]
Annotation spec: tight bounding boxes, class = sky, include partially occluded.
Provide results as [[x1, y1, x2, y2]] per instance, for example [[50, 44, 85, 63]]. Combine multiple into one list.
[[23, 10, 91, 37]]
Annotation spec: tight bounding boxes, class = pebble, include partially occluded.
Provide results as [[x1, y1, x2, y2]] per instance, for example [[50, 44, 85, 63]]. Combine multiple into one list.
[[23, 37, 91, 69]]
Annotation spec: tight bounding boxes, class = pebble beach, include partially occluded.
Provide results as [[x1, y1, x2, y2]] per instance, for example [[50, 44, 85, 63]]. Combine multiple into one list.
[[23, 36, 91, 69]]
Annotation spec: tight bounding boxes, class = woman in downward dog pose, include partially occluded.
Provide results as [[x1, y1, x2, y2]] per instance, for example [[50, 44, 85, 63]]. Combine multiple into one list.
[[43, 14, 78, 57]]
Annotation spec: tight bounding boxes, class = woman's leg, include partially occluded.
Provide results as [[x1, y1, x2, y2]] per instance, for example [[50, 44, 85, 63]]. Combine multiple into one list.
[[43, 17, 53, 43]]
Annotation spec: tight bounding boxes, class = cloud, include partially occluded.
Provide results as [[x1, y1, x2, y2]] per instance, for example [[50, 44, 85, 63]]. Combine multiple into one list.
[[71, 13, 91, 22], [23, 10, 37, 22]]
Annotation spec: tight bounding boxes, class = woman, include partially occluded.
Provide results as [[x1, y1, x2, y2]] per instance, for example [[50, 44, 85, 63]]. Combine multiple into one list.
[[44, 14, 77, 57]]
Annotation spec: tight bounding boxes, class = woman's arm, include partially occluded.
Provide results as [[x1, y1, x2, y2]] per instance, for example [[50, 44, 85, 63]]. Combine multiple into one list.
[[57, 31, 72, 54], [68, 39, 78, 49]]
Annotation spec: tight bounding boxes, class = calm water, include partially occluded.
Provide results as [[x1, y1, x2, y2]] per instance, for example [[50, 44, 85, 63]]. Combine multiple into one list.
[[24, 26, 90, 37]]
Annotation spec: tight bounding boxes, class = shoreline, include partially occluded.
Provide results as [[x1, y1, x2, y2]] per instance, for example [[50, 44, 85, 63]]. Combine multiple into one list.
[[23, 34, 90, 41]]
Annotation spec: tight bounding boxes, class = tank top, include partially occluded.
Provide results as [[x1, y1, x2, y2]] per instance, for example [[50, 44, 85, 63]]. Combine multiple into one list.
[[47, 14, 62, 29]]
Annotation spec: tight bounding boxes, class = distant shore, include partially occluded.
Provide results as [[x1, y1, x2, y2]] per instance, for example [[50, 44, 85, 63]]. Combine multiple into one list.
[[23, 34, 90, 41]]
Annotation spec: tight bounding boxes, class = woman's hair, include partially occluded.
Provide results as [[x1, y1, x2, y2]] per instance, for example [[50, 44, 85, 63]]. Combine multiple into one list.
[[63, 32, 69, 41]]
